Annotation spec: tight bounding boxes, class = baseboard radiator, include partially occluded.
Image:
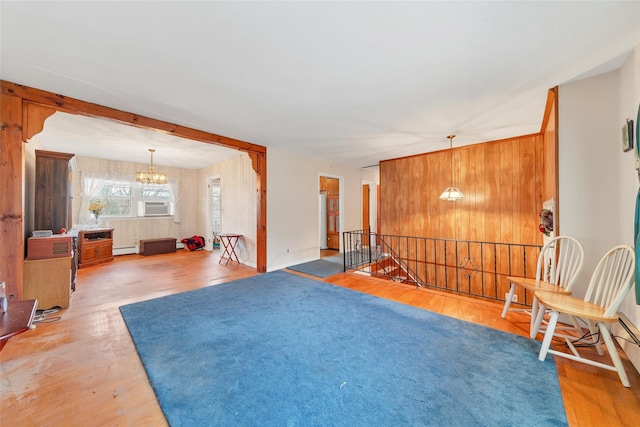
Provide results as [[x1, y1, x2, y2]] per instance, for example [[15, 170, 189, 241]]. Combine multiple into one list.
[[113, 246, 137, 256], [616, 313, 640, 375], [112, 243, 185, 256]]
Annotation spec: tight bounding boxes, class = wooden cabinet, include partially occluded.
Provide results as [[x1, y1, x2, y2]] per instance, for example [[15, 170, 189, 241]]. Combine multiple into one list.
[[140, 238, 177, 256], [34, 150, 75, 233], [24, 257, 72, 309], [78, 229, 114, 268]]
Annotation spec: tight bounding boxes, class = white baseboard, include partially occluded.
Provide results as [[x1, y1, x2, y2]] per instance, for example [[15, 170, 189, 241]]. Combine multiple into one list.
[[113, 246, 137, 256]]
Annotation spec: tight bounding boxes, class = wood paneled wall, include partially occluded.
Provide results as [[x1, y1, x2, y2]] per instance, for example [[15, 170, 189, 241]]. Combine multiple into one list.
[[380, 133, 551, 302], [380, 134, 545, 246]]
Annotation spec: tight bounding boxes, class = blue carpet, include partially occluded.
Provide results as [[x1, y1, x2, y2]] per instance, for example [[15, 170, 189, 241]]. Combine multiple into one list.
[[120, 271, 567, 426], [287, 258, 343, 278]]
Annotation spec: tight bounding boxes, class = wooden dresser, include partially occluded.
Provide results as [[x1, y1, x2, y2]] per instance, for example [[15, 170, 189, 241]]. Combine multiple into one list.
[[78, 229, 114, 268]]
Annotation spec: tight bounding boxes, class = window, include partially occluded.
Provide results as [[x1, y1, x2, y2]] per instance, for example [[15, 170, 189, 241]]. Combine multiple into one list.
[[138, 185, 172, 201], [94, 180, 133, 216], [88, 178, 176, 218]]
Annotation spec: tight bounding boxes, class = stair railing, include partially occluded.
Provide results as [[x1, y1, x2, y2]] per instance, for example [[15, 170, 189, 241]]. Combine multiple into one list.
[[343, 229, 542, 305]]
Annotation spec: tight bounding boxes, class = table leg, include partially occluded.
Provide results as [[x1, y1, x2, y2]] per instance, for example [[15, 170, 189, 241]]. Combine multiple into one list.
[[219, 236, 240, 265], [228, 238, 239, 264], [219, 238, 232, 265]]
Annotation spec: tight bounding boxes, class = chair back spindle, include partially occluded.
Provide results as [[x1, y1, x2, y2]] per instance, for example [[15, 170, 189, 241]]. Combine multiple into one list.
[[537, 237, 584, 290], [583, 245, 634, 317]]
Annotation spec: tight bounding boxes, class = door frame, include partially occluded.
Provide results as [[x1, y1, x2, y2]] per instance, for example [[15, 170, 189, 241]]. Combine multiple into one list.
[[206, 175, 221, 251], [318, 173, 344, 253], [362, 179, 376, 234]]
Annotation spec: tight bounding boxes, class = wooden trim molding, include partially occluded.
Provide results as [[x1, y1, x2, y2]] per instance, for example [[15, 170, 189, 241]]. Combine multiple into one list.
[[0, 80, 268, 296], [539, 87, 557, 135], [540, 86, 559, 235], [0, 94, 25, 300], [248, 151, 267, 273]]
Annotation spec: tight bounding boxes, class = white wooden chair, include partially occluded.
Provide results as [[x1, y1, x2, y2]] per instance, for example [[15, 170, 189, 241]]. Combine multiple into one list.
[[502, 236, 584, 338], [536, 245, 635, 387]]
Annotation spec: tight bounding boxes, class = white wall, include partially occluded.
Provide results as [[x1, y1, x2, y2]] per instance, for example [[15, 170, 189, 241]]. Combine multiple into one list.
[[266, 147, 377, 271], [559, 71, 620, 292], [198, 153, 257, 266], [617, 44, 640, 370], [559, 43, 640, 372]]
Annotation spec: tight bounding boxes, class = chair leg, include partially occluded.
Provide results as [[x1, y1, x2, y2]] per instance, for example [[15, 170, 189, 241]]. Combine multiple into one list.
[[529, 297, 540, 338], [587, 320, 605, 356], [569, 315, 582, 335], [501, 283, 516, 318], [530, 299, 545, 338], [538, 310, 559, 361], [598, 322, 630, 387]]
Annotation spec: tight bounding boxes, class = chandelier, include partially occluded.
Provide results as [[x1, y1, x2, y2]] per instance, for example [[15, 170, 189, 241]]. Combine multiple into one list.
[[439, 135, 465, 201], [136, 149, 167, 185]]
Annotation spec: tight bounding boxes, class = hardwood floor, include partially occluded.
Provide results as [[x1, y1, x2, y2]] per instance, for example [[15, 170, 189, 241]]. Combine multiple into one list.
[[1, 251, 638, 426], [320, 248, 339, 258]]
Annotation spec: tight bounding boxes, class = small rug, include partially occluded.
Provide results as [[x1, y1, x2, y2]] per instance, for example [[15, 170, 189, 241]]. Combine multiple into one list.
[[120, 271, 567, 426], [287, 258, 343, 278]]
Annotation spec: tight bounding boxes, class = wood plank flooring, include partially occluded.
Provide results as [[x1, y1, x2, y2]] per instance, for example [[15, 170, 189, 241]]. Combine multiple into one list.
[[1, 251, 638, 426]]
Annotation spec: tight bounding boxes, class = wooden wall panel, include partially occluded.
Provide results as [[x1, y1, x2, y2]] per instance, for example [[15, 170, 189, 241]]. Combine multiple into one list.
[[473, 147, 485, 242], [380, 132, 551, 300], [456, 148, 470, 241], [380, 134, 545, 247], [499, 141, 514, 243], [484, 143, 501, 243]]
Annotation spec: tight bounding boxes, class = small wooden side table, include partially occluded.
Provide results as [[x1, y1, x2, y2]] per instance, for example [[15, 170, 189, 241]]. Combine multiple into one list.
[[1, 299, 38, 352], [219, 234, 242, 265]]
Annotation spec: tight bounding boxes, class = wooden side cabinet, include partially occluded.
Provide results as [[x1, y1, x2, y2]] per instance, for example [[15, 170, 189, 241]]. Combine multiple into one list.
[[34, 150, 75, 233], [78, 229, 114, 269], [24, 257, 72, 309]]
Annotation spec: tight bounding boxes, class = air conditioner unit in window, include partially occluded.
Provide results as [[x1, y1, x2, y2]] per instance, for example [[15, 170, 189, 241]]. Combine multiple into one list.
[[139, 201, 173, 217]]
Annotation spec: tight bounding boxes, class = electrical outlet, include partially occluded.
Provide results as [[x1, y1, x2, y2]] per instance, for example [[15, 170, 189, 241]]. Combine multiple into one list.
[[287, 249, 290, 253]]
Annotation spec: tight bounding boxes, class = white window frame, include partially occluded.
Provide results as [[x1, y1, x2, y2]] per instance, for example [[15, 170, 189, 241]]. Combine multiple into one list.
[[86, 174, 178, 219]]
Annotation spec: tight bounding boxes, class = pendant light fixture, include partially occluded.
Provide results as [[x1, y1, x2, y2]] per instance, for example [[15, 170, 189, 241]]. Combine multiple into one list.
[[439, 134, 465, 201], [136, 149, 167, 185]]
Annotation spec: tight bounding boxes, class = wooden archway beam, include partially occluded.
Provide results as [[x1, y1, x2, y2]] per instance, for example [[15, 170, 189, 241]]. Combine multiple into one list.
[[3, 81, 266, 156], [1, 81, 267, 292]]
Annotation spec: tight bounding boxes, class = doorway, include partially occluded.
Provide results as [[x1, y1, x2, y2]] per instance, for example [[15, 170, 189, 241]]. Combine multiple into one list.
[[208, 177, 221, 251], [319, 175, 341, 255]]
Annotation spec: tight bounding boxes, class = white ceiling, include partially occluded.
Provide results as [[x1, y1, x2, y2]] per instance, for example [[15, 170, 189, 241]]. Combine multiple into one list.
[[37, 112, 242, 169], [1, 1, 639, 169]]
